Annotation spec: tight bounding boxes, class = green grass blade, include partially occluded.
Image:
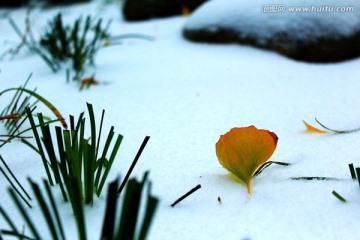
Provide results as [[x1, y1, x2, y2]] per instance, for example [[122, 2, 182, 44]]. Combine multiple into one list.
[[57, 161, 87, 239], [332, 191, 347, 203], [116, 179, 142, 240], [356, 168, 360, 187], [0, 155, 31, 201], [28, 179, 59, 240], [83, 140, 95, 204], [55, 127, 69, 202], [41, 123, 62, 185], [349, 163, 356, 179], [0, 88, 67, 129], [63, 129, 83, 200], [97, 134, 123, 196], [94, 126, 115, 189], [0, 105, 35, 148], [137, 194, 159, 240], [8, 117, 61, 146], [315, 118, 360, 134], [8, 188, 41, 239], [100, 178, 119, 240], [0, 231, 33, 240], [25, 108, 54, 185], [86, 103, 97, 160], [0, 166, 32, 208], [0, 206, 19, 234], [21, 138, 40, 154], [95, 110, 105, 167], [58, 157, 72, 204], [70, 115, 75, 132], [68, 176, 87, 240], [137, 174, 158, 240], [43, 180, 66, 240]]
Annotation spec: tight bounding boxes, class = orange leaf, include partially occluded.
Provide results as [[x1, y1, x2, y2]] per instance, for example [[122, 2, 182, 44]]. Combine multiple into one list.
[[302, 120, 327, 134], [215, 126, 278, 194]]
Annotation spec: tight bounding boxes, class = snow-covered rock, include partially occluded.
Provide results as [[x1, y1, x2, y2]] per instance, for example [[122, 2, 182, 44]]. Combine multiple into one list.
[[183, 0, 360, 62]]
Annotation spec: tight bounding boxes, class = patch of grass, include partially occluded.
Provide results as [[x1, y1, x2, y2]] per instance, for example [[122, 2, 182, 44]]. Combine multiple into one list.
[[331, 163, 360, 203], [20, 102, 150, 210], [0, 101, 157, 239], [0, 173, 158, 240], [1, 12, 153, 85], [23, 103, 123, 205], [0, 75, 66, 146], [0, 155, 32, 208], [39, 13, 111, 80]]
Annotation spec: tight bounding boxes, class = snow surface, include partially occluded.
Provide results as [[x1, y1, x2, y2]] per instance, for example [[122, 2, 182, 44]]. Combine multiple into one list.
[[184, 0, 360, 41], [1, 1, 360, 239]]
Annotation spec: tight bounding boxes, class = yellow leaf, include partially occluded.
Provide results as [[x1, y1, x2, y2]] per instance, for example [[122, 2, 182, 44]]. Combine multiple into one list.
[[302, 120, 327, 134], [215, 126, 278, 194]]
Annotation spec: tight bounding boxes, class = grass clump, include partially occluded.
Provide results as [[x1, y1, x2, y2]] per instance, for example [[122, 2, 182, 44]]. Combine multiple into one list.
[[331, 163, 360, 203], [0, 173, 158, 240], [0, 102, 157, 239], [0, 75, 65, 146], [1, 12, 153, 86], [39, 13, 111, 80], [23, 103, 123, 204]]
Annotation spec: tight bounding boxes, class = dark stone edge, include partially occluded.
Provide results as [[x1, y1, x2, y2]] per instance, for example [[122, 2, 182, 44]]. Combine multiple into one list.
[[183, 27, 360, 63]]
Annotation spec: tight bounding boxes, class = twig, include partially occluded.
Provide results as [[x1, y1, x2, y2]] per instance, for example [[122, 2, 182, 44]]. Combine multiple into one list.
[[117, 136, 150, 195], [170, 184, 201, 207]]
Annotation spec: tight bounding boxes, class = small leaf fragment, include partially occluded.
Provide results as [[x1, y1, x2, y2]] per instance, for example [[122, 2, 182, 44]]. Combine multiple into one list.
[[303, 120, 327, 134]]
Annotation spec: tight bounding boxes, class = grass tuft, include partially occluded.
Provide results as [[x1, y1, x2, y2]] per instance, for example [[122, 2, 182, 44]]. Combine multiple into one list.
[[2, 13, 152, 85], [0, 75, 64, 146], [1, 174, 158, 240], [24, 103, 123, 206]]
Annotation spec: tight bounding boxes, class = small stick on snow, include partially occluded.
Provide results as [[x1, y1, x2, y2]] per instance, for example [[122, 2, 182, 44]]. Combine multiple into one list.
[[170, 184, 201, 207]]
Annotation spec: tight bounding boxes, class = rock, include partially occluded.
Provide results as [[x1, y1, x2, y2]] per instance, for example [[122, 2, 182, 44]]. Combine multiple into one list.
[[122, 0, 208, 21], [0, 0, 29, 8], [183, 0, 360, 63], [46, 0, 90, 5]]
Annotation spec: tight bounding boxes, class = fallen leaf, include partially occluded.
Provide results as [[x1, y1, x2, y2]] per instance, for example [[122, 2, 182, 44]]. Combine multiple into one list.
[[215, 126, 278, 194], [303, 120, 327, 134], [80, 77, 100, 91], [181, 6, 191, 16]]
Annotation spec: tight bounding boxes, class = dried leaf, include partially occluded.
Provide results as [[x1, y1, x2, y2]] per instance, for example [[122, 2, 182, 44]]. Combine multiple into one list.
[[181, 6, 191, 16], [215, 126, 278, 194], [303, 120, 327, 134]]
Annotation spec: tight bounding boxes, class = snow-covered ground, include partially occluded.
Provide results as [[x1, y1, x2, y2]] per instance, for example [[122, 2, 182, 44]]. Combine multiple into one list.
[[1, 1, 360, 239]]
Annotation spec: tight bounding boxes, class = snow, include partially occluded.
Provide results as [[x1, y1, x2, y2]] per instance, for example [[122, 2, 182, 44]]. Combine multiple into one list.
[[184, 0, 360, 40], [1, 1, 360, 239]]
